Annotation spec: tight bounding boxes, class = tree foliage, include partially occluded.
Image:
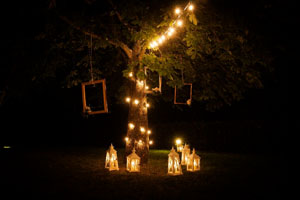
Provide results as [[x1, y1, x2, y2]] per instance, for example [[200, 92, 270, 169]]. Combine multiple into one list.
[[35, 0, 273, 111]]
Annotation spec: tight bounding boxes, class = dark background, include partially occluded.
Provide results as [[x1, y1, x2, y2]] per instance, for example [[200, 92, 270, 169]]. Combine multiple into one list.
[[0, 0, 289, 153]]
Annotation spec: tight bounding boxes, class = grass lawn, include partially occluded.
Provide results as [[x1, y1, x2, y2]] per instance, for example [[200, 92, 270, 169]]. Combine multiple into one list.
[[1, 146, 286, 199]]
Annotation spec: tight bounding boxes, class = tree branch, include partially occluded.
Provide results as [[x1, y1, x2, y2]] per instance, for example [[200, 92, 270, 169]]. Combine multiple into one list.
[[107, 0, 135, 33], [58, 15, 132, 59]]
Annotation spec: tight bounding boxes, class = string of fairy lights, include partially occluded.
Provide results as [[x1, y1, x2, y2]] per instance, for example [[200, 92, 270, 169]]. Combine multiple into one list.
[[124, 1, 195, 147], [149, 2, 194, 49]]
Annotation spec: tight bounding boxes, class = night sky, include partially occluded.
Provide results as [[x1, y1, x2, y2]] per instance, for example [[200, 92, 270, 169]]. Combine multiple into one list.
[[0, 0, 289, 152]]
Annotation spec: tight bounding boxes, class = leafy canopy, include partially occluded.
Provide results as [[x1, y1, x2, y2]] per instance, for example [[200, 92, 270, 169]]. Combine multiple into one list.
[[37, 0, 272, 110]]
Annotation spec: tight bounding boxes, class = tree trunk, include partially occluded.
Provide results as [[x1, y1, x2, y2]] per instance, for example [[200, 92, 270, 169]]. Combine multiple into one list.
[[125, 79, 149, 164]]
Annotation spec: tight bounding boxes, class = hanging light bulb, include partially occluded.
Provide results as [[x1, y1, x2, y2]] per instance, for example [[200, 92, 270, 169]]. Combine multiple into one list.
[[188, 4, 194, 11], [177, 20, 183, 27], [128, 72, 133, 77], [145, 85, 149, 90], [138, 140, 143, 147], [125, 137, 129, 142], [140, 127, 146, 133], [175, 8, 181, 14], [134, 99, 139, 105], [129, 123, 135, 129], [149, 140, 153, 145], [125, 97, 131, 103], [147, 130, 151, 135], [168, 27, 175, 36]]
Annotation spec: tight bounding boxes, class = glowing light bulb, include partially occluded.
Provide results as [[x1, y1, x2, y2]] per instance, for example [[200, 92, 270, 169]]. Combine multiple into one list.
[[137, 80, 144, 87], [129, 72, 133, 77], [125, 97, 131, 103], [134, 99, 139, 105], [146, 103, 150, 108], [129, 123, 135, 129], [145, 85, 149, 90], [188, 4, 194, 11], [176, 138, 182, 145], [150, 42, 155, 48], [158, 38, 163, 44], [175, 8, 181, 14], [147, 130, 151, 135], [168, 28, 175, 36], [177, 20, 183, 27], [138, 140, 143, 146], [140, 127, 145, 133], [149, 140, 153, 145], [125, 137, 129, 142]]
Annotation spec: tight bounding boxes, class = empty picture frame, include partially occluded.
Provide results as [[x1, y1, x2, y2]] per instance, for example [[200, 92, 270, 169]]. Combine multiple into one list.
[[174, 83, 192, 105], [81, 79, 108, 115]]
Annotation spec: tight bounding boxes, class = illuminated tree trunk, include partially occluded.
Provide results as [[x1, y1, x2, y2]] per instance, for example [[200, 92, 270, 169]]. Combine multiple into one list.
[[125, 80, 149, 164], [125, 45, 149, 164]]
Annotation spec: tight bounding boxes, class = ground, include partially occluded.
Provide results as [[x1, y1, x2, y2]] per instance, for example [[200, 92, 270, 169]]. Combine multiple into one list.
[[1, 146, 286, 200]]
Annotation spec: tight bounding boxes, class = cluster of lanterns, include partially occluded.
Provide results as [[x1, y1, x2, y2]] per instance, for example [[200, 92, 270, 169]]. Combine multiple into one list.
[[104, 139, 200, 174], [149, 2, 194, 49], [105, 144, 141, 172], [168, 139, 201, 175]]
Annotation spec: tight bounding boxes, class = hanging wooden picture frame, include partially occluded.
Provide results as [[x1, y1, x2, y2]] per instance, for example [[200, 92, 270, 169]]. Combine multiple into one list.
[[81, 79, 108, 115], [144, 67, 162, 94], [174, 83, 192, 105]]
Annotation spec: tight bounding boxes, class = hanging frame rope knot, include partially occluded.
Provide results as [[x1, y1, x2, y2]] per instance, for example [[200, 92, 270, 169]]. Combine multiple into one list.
[[81, 34, 109, 115]]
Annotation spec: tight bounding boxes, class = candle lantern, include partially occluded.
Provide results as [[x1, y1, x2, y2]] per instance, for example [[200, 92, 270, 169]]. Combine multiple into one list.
[[105, 144, 119, 171], [187, 148, 201, 172], [181, 144, 190, 165], [126, 148, 141, 172], [168, 147, 183, 175]]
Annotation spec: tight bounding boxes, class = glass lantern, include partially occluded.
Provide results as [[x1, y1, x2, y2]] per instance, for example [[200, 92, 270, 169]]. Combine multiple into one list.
[[168, 147, 183, 175], [187, 148, 200, 172], [105, 144, 119, 171], [126, 148, 141, 172], [181, 144, 190, 165]]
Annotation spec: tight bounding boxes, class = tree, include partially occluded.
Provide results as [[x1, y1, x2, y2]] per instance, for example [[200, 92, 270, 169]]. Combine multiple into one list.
[[35, 0, 272, 163]]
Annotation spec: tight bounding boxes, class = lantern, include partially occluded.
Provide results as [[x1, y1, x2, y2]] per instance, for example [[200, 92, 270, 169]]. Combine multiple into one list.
[[105, 144, 119, 171], [126, 148, 140, 172], [168, 147, 183, 175], [187, 148, 201, 172], [181, 144, 190, 165]]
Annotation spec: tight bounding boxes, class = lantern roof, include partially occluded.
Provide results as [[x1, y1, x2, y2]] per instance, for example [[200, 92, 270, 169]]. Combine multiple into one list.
[[127, 148, 140, 160], [183, 144, 190, 150], [190, 148, 200, 159], [107, 143, 117, 154], [168, 147, 180, 158]]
